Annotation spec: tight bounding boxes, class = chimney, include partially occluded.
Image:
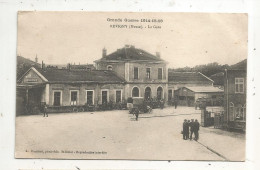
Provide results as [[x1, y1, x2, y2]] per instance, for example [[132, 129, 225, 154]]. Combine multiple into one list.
[[156, 52, 161, 58], [41, 60, 45, 69], [35, 54, 38, 63], [102, 48, 107, 58]]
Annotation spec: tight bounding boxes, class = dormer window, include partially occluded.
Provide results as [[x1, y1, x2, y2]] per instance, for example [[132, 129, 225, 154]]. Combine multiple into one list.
[[107, 65, 113, 71]]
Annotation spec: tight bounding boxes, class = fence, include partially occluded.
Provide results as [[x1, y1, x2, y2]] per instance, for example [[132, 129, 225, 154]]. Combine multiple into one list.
[[205, 107, 224, 129], [214, 112, 224, 129]]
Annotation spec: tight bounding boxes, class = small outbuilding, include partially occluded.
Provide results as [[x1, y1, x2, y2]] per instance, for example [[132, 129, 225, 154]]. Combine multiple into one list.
[[174, 86, 224, 106]]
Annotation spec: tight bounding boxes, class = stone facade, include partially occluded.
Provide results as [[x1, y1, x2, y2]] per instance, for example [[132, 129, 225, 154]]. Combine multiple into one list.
[[96, 61, 168, 100], [95, 45, 169, 102], [47, 83, 124, 106]]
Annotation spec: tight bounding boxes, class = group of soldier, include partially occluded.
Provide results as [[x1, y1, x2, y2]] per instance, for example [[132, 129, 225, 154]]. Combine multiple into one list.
[[182, 119, 200, 141]]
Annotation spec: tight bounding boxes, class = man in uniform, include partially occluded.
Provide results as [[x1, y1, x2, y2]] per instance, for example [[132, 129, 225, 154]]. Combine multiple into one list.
[[135, 109, 139, 121], [189, 119, 195, 140], [43, 104, 48, 117], [174, 99, 178, 109], [194, 119, 200, 141], [187, 119, 191, 134], [160, 99, 164, 109], [182, 119, 187, 140], [182, 119, 189, 140]]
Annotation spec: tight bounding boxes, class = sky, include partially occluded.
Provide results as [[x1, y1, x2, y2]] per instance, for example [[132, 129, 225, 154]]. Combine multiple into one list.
[[17, 12, 248, 68]]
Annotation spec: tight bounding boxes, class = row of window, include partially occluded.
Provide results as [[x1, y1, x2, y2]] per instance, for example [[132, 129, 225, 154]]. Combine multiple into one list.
[[53, 86, 166, 106], [132, 86, 164, 100], [52, 78, 244, 106], [134, 67, 163, 80], [106, 65, 163, 80], [53, 90, 122, 106]]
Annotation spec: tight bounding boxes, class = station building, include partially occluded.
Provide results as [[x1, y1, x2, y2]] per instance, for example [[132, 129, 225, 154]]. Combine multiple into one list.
[[17, 67, 125, 114], [94, 45, 168, 101], [17, 45, 222, 114]]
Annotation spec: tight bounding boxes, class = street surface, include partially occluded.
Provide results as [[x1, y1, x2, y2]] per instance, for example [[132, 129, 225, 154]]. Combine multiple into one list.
[[15, 106, 245, 161]]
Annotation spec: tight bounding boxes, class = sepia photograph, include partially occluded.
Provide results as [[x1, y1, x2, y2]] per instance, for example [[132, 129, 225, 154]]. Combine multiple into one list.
[[15, 12, 247, 161]]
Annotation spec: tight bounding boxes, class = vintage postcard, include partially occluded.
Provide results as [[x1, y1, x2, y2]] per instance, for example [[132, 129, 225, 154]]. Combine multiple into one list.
[[16, 12, 247, 161]]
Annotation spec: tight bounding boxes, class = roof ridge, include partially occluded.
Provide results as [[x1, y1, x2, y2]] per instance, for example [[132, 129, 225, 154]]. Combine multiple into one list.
[[18, 67, 125, 83], [99, 46, 164, 62]]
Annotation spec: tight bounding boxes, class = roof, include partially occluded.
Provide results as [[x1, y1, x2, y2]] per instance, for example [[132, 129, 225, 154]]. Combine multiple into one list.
[[185, 86, 224, 93], [168, 71, 213, 84], [96, 45, 165, 62], [19, 67, 125, 83], [69, 64, 96, 70], [229, 59, 247, 70]]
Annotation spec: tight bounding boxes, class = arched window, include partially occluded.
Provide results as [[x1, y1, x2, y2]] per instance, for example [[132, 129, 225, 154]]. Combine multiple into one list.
[[132, 87, 139, 97], [107, 65, 113, 71], [235, 104, 245, 121], [157, 86, 163, 100], [144, 87, 151, 100]]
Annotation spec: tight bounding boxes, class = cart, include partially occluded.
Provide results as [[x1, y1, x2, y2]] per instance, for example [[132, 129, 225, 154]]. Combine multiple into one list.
[[129, 97, 152, 114]]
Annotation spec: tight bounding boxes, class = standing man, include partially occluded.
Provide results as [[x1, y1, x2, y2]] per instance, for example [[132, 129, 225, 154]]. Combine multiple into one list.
[[187, 98, 190, 107], [185, 120, 190, 140], [189, 119, 195, 140], [194, 119, 200, 141], [187, 120, 190, 139], [135, 109, 139, 121], [182, 119, 189, 140], [160, 99, 164, 109], [182, 119, 187, 140], [174, 98, 178, 109], [43, 104, 48, 117]]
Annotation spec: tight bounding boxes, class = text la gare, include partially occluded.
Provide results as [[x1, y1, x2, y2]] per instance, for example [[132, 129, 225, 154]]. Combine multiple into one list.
[[147, 25, 161, 29]]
